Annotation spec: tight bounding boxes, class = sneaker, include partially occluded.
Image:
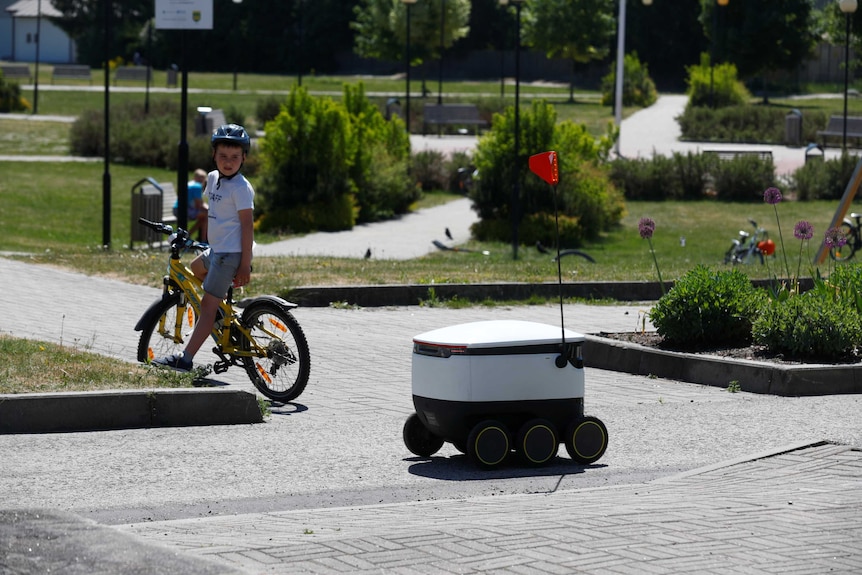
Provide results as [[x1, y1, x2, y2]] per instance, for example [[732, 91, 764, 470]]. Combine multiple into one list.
[[151, 353, 193, 372]]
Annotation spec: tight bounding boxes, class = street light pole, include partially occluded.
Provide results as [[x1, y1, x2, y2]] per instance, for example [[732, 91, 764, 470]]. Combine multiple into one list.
[[840, 0, 858, 151], [402, 0, 418, 134], [232, 0, 242, 91], [499, 0, 509, 98], [510, 0, 525, 260], [438, 0, 446, 105]]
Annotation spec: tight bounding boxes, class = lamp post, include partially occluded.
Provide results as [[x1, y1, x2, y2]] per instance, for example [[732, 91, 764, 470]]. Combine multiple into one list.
[[614, 0, 653, 158], [510, 0, 525, 260], [840, 0, 858, 151], [33, 0, 41, 114], [232, 0, 242, 91], [438, 0, 446, 105], [499, 0, 508, 98], [402, 0, 418, 134], [709, 0, 729, 108]]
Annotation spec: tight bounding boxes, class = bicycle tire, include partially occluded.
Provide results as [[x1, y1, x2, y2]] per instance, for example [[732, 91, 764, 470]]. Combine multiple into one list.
[[829, 223, 858, 262], [137, 292, 196, 364], [239, 300, 311, 402]]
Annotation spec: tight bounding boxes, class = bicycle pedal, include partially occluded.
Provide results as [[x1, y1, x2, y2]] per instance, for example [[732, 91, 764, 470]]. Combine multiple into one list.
[[213, 361, 229, 374]]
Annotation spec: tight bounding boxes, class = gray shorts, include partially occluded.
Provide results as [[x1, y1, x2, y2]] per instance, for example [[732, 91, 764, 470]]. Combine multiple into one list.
[[200, 250, 242, 299]]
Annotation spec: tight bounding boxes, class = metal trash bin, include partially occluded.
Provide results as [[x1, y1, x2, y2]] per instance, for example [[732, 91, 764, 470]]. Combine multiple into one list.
[[130, 178, 165, 247], [785, 109, 802, 147], [166, 65, 178, 88]]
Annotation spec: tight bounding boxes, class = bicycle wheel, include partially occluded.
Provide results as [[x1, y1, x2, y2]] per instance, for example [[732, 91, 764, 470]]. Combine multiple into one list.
[[137, 293, 197, 364], [830, 223, 857, 262], [239, 300, 311, 402]]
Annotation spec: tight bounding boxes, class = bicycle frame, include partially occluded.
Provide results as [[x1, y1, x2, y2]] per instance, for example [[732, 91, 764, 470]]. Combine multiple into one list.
[[157, 255, 284, 366]]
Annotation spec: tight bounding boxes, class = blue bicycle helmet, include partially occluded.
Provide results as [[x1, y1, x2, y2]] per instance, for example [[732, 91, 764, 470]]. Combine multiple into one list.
[[211, 123, 250, 154]]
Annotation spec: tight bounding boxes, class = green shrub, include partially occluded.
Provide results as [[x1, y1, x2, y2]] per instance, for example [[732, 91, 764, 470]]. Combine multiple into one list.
[[0, 73, 28, 113], [712, 155, 776, 202], [685, 54, 750, 109], [256, 84, 414, 232], [600, 52, 658, 108], [609, 152, 715, 201], [411, 150, 448, 191], [791, 152, 859, 200], [678, 102, 829, 145], [470, 100, 621, 247], [256, 95, 283, 127], [752, 291, 862, 360], [70, 100, 212, 170], [649, 265, 765, 347]]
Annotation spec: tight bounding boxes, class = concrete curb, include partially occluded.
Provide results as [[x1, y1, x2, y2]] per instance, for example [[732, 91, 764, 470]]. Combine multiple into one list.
[[0, 389, 263, 434], [584, 334, 862, 396], [286, 281, 667, 307]]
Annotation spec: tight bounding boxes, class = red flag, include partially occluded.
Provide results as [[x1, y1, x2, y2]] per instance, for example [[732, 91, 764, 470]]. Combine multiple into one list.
[[529, 151, 559, 186]]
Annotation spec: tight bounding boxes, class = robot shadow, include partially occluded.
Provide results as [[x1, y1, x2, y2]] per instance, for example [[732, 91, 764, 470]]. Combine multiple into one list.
[[406, 454, 606, 481]]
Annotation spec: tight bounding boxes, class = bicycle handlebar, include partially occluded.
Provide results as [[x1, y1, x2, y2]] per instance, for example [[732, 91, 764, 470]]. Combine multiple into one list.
[[137, 218, 208, 252]]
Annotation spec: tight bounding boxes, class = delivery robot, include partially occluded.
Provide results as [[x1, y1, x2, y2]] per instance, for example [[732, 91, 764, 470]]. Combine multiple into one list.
[[402, 152, 608, 469]]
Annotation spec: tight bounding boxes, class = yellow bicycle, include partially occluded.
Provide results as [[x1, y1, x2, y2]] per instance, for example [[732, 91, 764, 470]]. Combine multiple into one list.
[[134, 218, 310, 402]]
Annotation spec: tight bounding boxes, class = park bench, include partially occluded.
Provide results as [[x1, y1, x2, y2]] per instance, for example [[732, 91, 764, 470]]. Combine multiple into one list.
[[702, 149, 773, 162], [0, 64, 32, 82], [114, 66, 151, 84], [130, 178, 177, 247], [816, 115, 862, 148], [422, 103, 487, 135], [52, 64, 92, 84]]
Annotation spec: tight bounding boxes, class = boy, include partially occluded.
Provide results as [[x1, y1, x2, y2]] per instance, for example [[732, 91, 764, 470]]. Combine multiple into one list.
[[153, 124, 255, 372]]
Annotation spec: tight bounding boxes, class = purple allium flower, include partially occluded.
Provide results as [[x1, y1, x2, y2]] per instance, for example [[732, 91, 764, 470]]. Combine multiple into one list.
[[824, 227, 848, 248], [763, 187, 782, 205], [793, 220, 814, 240], [638, 217, 656, 240]]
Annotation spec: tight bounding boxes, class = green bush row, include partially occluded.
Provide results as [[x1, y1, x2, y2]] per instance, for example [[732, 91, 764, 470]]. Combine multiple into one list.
[[650, 265, 862, 361], [609, 152, 776, 202]]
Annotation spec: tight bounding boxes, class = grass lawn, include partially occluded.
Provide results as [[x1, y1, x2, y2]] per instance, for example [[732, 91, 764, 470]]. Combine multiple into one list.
[[0, 159, 844, 294]]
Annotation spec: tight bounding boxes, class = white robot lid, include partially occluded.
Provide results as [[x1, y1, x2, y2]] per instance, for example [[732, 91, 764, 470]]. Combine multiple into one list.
[[413, 320, 584, 349]]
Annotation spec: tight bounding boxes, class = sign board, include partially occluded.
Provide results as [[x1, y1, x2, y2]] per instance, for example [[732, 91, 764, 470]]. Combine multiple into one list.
[[155, 0, 213, 30]]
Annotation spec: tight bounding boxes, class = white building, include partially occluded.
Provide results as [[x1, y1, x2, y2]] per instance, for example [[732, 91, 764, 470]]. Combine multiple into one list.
[[1, 0, 76, 63]]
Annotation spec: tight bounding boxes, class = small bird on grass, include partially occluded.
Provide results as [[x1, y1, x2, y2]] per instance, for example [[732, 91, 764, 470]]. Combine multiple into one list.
[[536, 240, 550, 254], [364, 248, 371, 259]]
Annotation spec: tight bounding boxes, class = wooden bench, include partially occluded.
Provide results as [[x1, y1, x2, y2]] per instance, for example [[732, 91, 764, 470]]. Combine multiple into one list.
[[702, 149, 773, 162], [114, 66, 151, 84], [422, 103, 487, 135], [0, 64, 32, 82], [130, 178, 177, 247], [52, 64, 92, 85], [817, 115, 862, 148]]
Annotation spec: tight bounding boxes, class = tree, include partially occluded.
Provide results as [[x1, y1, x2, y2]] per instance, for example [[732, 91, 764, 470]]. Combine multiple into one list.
[[701, 0, 817, 103], [50, 0, 152, 66], [352, 0, 471, 94], [522, 0, 615, 102]]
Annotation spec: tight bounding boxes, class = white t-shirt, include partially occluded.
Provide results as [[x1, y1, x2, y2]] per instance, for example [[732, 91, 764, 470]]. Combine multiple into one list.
[[206, 170, 254, 253]]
